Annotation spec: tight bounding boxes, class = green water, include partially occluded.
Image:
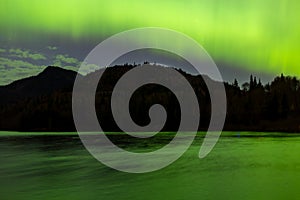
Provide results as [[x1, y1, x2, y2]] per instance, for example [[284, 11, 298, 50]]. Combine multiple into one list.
[[1, 132, 300, 200]]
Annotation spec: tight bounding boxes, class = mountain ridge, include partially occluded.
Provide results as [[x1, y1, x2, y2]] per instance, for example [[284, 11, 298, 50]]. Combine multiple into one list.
[[1, 65, 300, 132], [0, 66, 79, 104]]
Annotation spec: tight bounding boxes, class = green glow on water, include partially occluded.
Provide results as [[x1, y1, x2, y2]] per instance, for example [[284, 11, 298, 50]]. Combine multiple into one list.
[[1, 132, 300, 199]]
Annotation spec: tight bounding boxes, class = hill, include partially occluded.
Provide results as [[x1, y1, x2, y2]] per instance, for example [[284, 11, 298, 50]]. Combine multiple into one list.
[[0, 65, 300, 132]]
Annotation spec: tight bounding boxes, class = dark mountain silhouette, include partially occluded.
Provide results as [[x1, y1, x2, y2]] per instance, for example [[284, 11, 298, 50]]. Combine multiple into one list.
[[0, 65, 300, 132], [0, 66, 79, 104]]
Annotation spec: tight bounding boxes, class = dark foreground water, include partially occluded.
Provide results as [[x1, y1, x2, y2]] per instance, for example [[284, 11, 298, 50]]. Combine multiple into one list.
[[1, 132, 300, 200]]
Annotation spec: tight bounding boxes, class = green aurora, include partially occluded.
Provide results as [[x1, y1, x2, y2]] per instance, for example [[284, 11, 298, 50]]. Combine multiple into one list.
[[1, 0, 300, 77]]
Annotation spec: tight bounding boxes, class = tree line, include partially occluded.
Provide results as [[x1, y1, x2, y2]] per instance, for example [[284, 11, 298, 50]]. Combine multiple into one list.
[[0, 65, 300, 132]]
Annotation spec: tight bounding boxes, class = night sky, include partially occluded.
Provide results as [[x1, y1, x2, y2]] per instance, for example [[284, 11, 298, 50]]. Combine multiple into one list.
[[1, 0, 299, 85]]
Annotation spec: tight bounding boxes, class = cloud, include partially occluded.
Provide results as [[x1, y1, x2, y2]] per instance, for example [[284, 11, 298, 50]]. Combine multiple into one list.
[[0, 57, 46, 85], [0, 57, 39, 68], [9, 48, 47, 60], [78, 62, 101, 75], [53, 54, 79, 67], [0, 49, 88, 85], [63, 65, 80, 71], [47, 46, 58, 50]]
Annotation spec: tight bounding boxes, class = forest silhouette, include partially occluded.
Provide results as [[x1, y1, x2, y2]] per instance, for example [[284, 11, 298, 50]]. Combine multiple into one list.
[[0, 65, 299, 132]]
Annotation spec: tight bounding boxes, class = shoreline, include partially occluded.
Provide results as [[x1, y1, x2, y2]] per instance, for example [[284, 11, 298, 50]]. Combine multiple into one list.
[[1, 131, 300, 137]]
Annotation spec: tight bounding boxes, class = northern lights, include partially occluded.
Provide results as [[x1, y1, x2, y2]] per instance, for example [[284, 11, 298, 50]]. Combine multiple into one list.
[[1, 0, 300, 84]]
